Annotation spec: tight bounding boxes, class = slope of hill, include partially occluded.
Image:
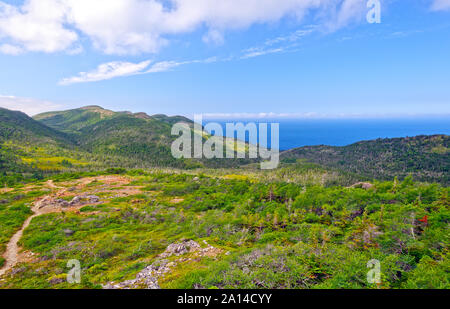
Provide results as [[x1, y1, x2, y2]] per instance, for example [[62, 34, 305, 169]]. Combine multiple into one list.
[[33, 106, 203, 168], [34, 106, 194, 134], [0, 108, 100, 180], [281, 135, 450, 184], [0, 108, 73, 145], [34, 106, 254, 169]]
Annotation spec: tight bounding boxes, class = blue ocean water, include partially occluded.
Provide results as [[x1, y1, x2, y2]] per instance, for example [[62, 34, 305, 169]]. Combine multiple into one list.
[[205, 118, 450, 151]]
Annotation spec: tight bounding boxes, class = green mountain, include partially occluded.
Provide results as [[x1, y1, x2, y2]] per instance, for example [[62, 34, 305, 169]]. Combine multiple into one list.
[[281, 135, 450, 184], [34, 105, 193, 134], [0, 108, 77, 176], [0, 107, 73, 145], [0, 108, 100, 180], [33, 106, 197, 168], [34, 106, 253, 169]]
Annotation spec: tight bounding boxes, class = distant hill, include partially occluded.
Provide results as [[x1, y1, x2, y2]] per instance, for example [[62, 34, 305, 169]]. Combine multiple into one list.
[[0, 108, 78, 175], [34, 106, 194, 134], [0, 107, 73, 145], [34, 106, 251, 169], [281, 135, 450, 184], [33, 106, 198, 168]]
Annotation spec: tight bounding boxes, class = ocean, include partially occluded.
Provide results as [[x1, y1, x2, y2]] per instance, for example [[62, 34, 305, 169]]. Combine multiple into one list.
[[204, 118, 450, 151]]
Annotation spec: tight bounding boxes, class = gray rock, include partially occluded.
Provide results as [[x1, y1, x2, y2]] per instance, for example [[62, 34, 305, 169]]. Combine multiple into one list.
[[55, 199, 69, 207], [86, 195, 100, 203], [63, 229, 74, 236], [159, 240, 201, 258], [69, 196, 82, 205]]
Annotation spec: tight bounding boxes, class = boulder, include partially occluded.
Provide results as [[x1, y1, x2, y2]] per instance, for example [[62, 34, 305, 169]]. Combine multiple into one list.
[[351, 182, 374, 190], [55, 199, 69, 207], [63, 229, 75, 236], [86, 195, 100, 203], [159, 240, 201, 258]]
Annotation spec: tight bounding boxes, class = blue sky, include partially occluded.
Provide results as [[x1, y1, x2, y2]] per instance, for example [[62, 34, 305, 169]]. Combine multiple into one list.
[[0, 0, 449, 118]]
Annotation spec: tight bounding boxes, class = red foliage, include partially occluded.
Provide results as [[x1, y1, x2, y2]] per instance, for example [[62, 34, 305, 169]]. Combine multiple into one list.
[[418, 215, 428, 224]]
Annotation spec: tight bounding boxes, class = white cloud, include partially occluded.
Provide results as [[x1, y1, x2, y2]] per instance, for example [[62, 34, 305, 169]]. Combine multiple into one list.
[[0, 0, 374, 55], [0, 0, 78, 53], [202, 29, 225, 46], [241, 47, 285, 59], [59, 60, 152, 85], [0, 95, 63, 116], [241, 26, 315, 59], [326, 0, 367, 31], [0, 43, 22, 55], [431, 0, 450, 11], [60, 56, 222, 85], [264, 28, 315, 46], [145, 60, 185, 73]]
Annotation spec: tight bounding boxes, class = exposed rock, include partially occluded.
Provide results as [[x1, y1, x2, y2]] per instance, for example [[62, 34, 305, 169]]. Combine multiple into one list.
[[102, 260, 170, 289], [37, 197, 52, 209], [103, 240, 224, 289], [63, 229, 74, 236], [69, 196, 82, 205], [351, 182, 374, 190], [86, 195, 100, 203], [69, 195, 100, 206], [159, 240, 201, 258], [55, 199, 69, 207]]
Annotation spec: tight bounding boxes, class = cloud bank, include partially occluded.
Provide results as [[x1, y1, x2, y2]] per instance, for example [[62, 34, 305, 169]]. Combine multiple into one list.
[[0, 0, 376, 55]]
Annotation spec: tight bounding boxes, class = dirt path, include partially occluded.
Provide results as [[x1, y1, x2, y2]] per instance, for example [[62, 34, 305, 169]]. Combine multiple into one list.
[[0, 175, 130, 277], [0, 198, 47, 277]]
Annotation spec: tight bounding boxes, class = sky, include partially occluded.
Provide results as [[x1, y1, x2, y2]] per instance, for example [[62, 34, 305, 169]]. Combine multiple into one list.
[[0, 0, 449, 118]]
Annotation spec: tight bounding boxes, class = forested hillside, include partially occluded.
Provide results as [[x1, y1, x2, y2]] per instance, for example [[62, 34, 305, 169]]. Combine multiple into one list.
[[281, 135, 450, 185], [0, 107, 252, 187], [0, 108, 79, 184], [0, 108, 73, 145], [34, 106, 253, 169]]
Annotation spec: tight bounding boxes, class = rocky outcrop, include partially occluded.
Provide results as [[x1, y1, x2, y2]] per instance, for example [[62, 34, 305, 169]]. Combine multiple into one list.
[[68, 195, 100, 206], [350, 182, 374, 190], [103, 260, 170, 289], [160, 240, 201, 258], [37, 195, 100, 209], [103, 240, 223, 289]]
